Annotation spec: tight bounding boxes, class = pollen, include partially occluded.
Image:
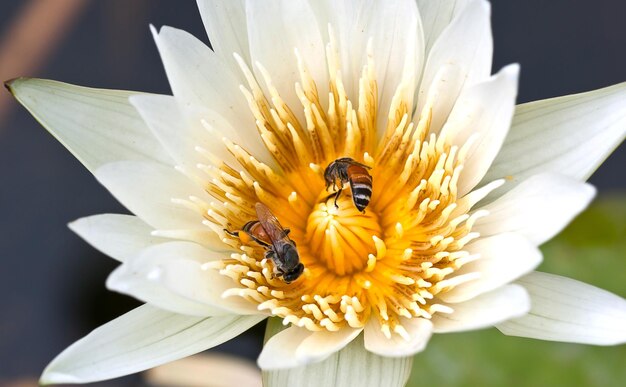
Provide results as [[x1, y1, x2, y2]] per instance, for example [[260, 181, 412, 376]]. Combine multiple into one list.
[[192, 31, 491, 340]]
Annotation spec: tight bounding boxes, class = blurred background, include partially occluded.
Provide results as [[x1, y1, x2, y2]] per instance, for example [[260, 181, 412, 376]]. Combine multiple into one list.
[[0, 1, 624, 386]]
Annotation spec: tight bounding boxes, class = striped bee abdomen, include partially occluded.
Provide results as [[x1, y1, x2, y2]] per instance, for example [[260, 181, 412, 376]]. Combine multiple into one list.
[[323, 157, 373, 212], [347, 164, 373, 212]]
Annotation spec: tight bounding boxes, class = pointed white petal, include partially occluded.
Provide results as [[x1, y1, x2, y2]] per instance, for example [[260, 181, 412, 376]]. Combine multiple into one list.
[[150, 26, 276, 167], [481, 82, 626, 198], [129, 94, 238, 169], [360, 0, 423, 138], [107, 264, 221, 317], [150, 25, 243, 111], [417, 0, 470, 54], [40, 304, 264, 385], [443, 64, 519, 195], [474, 173, 596, 245], [364, 317, 433, 357], [312, 0, 423, 113], [68, 214, 162, 263], [246, 0, 328, 107], [294, 328, 362, 366], [417, 0, 493, 123], [262, 320, 412, 387], [432, 285, 530, 333], [441, 233, 542, 303], [196, 0, 250, 75], [497, 272, 626, 345], [94, 161, 209, 231], [107, 242, 257, 316], [258, 326, 360, 370], [6, 78, 171, 173], [245, 0, 326, 112], [257, 325, 313, 370]]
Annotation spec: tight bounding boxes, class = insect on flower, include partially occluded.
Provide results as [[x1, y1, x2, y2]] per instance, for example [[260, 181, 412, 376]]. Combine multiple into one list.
[[6, 0, 626, 384], [324, 157, 373, 212], [225, 202, 304, 283]]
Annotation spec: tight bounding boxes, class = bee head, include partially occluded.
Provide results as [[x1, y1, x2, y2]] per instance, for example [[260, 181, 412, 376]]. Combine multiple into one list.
[[283, 263, 304, 283], [282, 243, 300, 267]]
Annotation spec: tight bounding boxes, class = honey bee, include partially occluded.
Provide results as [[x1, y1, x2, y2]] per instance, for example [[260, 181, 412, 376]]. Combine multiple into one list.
[[323, 157, 373, 212], [225, 202, 304, 283]]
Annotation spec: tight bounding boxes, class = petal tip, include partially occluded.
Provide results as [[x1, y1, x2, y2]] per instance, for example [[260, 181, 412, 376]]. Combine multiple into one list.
[[4, 77, 30, 95], [582, 182, 597, 200], [503, 63, 521, 77], [39, 371, 82, 385]]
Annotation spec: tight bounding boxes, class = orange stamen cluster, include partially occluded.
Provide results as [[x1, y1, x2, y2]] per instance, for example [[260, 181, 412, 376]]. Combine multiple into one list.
[[191, 33, 488, 339]]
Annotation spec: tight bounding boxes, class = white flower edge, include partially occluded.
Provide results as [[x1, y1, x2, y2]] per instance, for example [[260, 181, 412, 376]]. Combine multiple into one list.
[[40, 304, 264, 385], [5, 78, 172, 173], [261, 318, 413, 387], [68, 214, 163, 263], [106, 241, 260, 317], [432, 284, 530, 333], [496, 271, 626, 345], [481, 82, 626, 201], [473, 173, 596, 245]]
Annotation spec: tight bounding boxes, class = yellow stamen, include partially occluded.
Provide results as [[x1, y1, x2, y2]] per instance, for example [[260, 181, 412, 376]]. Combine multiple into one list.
[[188, 35, 499, 342]]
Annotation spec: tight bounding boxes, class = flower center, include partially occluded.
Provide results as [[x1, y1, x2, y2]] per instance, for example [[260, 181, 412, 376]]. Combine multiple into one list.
[[194, 33, 494, 338], [306, 195, 381, 276]]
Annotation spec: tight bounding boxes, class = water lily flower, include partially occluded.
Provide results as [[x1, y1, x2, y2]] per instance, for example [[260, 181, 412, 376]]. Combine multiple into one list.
[[7, 0, 626, 385]]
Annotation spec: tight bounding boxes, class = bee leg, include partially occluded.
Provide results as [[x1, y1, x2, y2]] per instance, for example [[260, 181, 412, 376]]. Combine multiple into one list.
[[333, 188, 342, 209], [223, 228, 239, 237], [284, 228, 291, 235]]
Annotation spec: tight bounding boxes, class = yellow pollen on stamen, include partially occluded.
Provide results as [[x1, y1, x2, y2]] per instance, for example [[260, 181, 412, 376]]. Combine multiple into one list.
[[196, 36, 493, 340]]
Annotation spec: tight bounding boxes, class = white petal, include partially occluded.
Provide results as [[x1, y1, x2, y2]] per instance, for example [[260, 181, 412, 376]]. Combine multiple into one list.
[[294, 328, 362, 366], [443, 64, 519, 195], [416, 0, 493, 124], [196, 0, 249, 74], [481, 82, 626, 198], [94, 161, 209, 231], [361, 0, 423, 138], [440, 233, 542, 303], [6, 78, 171, 173], [432, 284, 530, 333], [245, 0, 326, 114], [364, 317, 433, 357], [262, 320, 412, 387], [129, 94, 238, 169], [150, 25, 243, 110], [149, 26, 274, 167], [258, 326, 360, 370], [497, 272, 626, 345], [311, 0, 423, 113], [474, 173, 596, 245], [68, 214, 162, 263], [257, 325, 312, 370], [107, 242, 257, 316], [40, 304, 264, 385], [417, 0, 470, 54]]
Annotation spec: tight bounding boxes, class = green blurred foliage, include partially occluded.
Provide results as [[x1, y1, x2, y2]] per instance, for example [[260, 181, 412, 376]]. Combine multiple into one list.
[[407, 195, 626, 387]]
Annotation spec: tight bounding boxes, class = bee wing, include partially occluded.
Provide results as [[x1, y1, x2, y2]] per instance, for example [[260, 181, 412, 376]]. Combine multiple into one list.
[[255, 203, 289, 244], [346, 159, 372, 170]]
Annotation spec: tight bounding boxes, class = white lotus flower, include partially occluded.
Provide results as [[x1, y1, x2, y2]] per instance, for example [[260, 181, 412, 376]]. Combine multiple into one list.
[[7, 0, 626, 385]]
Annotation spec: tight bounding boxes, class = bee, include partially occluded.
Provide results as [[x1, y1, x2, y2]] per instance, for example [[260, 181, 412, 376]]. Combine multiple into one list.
[[323, 157, 373, 212], [224, 202, 304, 283]]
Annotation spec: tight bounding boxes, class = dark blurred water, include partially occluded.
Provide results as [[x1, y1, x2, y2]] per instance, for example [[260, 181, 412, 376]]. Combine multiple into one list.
[[0, 1, 624, 385]]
